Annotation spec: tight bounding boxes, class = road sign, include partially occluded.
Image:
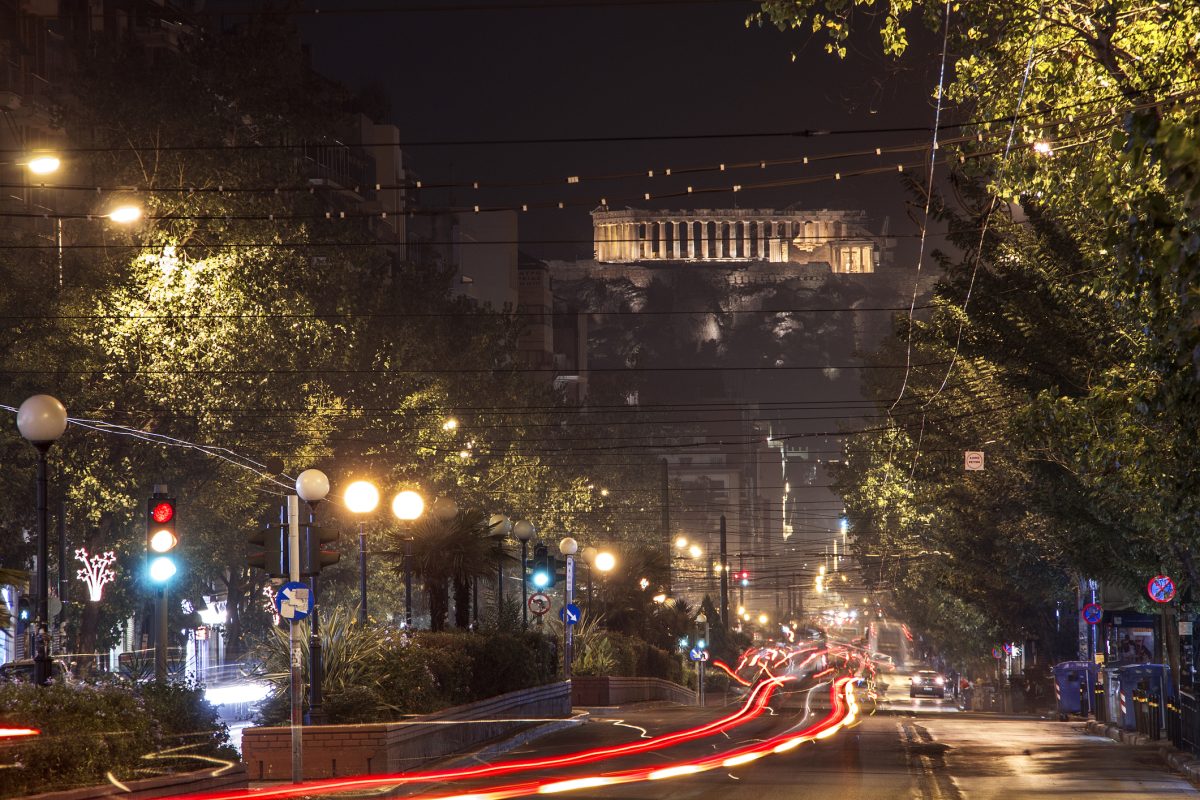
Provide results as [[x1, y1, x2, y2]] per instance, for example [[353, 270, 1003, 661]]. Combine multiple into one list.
[[528, 592, 551, 617], [559, 602, 581, 625], [689, 647, 709, 662], [274, 581, 313, 621], [1082, 602, 1103, 625], [964, 451, 985, 471], [1148, 574, 1177, 603], [991, 645, 1004, 659]]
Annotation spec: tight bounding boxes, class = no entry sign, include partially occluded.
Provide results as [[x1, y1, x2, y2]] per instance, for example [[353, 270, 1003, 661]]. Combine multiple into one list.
[[1082, 603, 1102, 625]]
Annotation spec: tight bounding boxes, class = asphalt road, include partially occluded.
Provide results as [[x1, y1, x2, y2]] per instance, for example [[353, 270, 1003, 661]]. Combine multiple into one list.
[[376, 683, 1200, 800]]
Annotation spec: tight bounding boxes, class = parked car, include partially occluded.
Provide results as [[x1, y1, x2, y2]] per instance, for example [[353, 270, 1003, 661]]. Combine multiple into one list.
[[0, 659, 71, 683], [910, 669, 946, 698]]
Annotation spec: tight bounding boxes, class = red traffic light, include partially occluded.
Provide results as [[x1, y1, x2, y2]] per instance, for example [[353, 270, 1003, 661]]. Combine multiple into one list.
[[152, 501, 174, 524]]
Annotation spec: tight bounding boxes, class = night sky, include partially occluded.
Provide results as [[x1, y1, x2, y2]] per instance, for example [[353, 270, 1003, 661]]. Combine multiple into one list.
[[292, 0, 943, 261]]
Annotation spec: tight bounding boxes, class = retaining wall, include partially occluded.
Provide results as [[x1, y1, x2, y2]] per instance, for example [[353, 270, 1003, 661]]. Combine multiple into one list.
[[242, 681, 570, 780], [571, 676, 695, 706]]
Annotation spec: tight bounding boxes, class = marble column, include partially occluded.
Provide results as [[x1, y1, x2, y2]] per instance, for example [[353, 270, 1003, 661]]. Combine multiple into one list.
[[756, 221, 766, 260], [728, 222, 738, 258], [654, 221, 664, 259], [716, 222, 726, 258], [687, 221, 696, 259], [701, 222, 710, 259], [742, 221, 751, 260]]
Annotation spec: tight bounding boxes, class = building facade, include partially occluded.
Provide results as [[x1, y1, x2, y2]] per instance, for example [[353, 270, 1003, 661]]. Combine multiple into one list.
[[591, 207, 883, 274]]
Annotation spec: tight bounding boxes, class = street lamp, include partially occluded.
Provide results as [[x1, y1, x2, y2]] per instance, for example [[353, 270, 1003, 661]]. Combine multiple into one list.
[[392, 490, 425, 627], [674, 536, 688, 550], [296, 468, 330, 724], [559, 537, 578, 681], [513, 520, 535, 627], [344, 480, 379, 625], [107, 205, 142, 224], [26, 155, 61, 175], [17, 394, 68, 687]]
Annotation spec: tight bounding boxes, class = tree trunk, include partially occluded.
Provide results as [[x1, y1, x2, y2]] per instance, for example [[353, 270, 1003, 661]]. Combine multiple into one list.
[[454, 577, 471, 629], [224, 566, 245, 661], [428, 578, 449, 632]]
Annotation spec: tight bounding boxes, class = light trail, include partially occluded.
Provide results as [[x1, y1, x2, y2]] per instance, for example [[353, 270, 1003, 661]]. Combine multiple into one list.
[[163, 673, 794, 800]]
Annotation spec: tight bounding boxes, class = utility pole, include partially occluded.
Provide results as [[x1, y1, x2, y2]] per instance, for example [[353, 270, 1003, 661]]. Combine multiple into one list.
[[660, 459, 670, 588], [719, 515, 729, 632]]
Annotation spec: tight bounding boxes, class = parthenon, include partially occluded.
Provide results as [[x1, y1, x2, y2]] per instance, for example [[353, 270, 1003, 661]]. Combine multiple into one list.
[[591, 208, 882, 273]]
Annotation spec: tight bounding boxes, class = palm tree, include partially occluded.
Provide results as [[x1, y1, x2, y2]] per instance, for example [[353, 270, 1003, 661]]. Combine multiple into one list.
[[385, 509, 500, 631]]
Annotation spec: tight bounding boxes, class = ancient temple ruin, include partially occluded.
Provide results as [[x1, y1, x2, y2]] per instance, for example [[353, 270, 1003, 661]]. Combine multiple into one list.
[[591, 208, 882, 273]]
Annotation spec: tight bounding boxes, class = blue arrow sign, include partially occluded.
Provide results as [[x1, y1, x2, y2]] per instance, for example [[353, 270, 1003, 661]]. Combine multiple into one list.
[[559, 603, 581, 625], [275, 581, 313, 622], [689, 647, 709, 662]]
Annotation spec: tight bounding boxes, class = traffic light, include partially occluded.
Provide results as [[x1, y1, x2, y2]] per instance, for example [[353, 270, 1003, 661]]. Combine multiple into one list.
[[147, 493, 178, 584], [247, 518, 288, 578], [302, 520, 340, 576], [529, 543, 553, 590], [740, 571, 750, 587], [15, 596, 30, 633]]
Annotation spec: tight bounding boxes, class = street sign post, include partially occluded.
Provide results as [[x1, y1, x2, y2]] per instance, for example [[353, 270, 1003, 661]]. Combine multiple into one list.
[[559, 603, 581, 625], [1148, 575, 1177, 604], [689, 647, 709, 662], [991, 645, 1004, 660], [528, 592, 550, 617], [1082, 602, 1102, 625]]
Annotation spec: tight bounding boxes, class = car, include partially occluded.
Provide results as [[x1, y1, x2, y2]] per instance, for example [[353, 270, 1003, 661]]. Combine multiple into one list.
[[0, 659, 71, 683], [871, 652, 897, 672], [910, 670, 946, 698]]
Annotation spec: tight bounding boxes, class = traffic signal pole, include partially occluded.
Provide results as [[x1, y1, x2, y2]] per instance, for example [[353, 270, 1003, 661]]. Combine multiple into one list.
[[719, 515, 728, 632], [287, 495, 304, 784]]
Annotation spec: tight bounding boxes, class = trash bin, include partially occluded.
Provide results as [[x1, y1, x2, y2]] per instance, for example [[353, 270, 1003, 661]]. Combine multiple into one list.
[[1114, 663, 1170, 733], [1052, 661, 1098, 717]]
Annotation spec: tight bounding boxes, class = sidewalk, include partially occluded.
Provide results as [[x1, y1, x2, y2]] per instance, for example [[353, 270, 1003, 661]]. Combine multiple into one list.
[[914, 714, 1198, 799]]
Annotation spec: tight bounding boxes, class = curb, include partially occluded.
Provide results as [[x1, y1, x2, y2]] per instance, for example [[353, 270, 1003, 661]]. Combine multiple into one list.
[[437, 713, 590, 768], [1080, 719, 1200, 785]]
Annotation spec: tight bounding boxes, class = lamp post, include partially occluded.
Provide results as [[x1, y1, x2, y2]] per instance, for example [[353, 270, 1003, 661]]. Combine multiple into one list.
[[17, 394, 68, 687], [513, 520, 535, 628], [559, 537, 578, 682], [295, 469, 329, 724], [344, 480, 379, 625], [695, 611, 709, 707], [392, 490, 425, 627]]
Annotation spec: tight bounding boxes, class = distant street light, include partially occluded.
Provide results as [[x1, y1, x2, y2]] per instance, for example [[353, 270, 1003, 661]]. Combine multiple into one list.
[[513, 520, 536, 627], [17, 394, 68, 687], [594, 551, 616, 573], [688, 544, 702, 559], [27, 155, 61, 175], [107, 205, 142, 224], [392, 490, 426, 626], [344, 480, 379, 625], [674, 536, 688, 549]]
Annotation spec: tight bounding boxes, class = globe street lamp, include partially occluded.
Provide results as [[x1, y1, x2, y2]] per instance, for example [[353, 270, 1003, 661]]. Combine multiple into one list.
[[295, 469, 330, 724], [17, 394, 68, 687], [594, 550, 615, 622], [391, 490, 425, 627], [343, 480, 379, 625], [513, 520, 535, 627]]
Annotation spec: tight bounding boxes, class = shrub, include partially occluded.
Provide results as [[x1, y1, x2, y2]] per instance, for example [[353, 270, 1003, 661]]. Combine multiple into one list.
[[0, 680, 232, 797]]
